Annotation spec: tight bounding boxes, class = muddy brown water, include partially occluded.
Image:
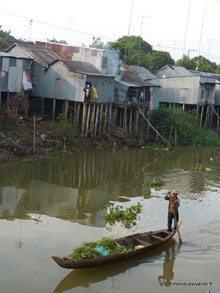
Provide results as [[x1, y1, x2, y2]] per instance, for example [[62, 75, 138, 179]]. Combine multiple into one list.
[[0, 146, 220, 293]]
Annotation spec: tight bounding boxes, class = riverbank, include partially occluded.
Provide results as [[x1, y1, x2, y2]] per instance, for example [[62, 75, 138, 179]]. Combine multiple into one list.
[[0, 118, 144, 161]]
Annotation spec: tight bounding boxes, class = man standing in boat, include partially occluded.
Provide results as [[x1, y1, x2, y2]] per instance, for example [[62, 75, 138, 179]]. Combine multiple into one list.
[[165, 190, 180, 232]]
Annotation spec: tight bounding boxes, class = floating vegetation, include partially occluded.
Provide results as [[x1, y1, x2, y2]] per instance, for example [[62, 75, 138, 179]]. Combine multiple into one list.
[[69, 237, 131, 260], [191, 165, 203, 171], [121, 146, 128, 151], [22, 156, 36, 163], [105, 202, 142, 228], [145, 177, 164, 187]]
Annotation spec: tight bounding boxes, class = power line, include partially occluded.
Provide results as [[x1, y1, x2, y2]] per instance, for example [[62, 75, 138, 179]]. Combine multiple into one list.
[[0, 9, 115, 41]]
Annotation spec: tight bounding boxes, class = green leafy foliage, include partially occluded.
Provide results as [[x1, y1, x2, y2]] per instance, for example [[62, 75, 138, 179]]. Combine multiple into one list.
[[50, 114, 75, 147], [145, 178, 164, 187], [69, 237, 131, 260], [152, 106, 220, 146], [105, 202, 142, 228], [191, 165, 203, 171]]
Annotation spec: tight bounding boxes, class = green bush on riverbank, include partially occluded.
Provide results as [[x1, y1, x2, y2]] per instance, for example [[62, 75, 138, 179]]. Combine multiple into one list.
[[152, 106, 220, 146]]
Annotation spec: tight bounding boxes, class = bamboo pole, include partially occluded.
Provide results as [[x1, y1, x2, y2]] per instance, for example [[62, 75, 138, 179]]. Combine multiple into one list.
[[200, 105, 204, 127], [123, 105, 127, 138], [99, 103, 103, 137], [104, 103, 107, 134], [75, 102, 81, 132], [210, 106, 214, 129], [135, 107, 139, 132], [64, 100, 68, 118], [94, 104, 99, 137], [90, 103, 96, 138], [81, 103, 87, 136], [85, 103, 91, 138], [175, 130, 177, 146]]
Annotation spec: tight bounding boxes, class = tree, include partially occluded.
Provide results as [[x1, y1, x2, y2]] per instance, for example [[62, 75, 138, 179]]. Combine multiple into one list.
[[145, 51, 174, 73], [89, 36, 104, 49], [216, 64, 220, 74], [0, 25, 17, 51], [109, 35, 152, 65], [176, 55, 195, 70], [47, 38, 68, 44], [191, 56, 216, 73]]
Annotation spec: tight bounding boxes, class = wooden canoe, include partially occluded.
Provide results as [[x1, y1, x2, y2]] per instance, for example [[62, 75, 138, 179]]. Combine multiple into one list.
[[51, 224, 181, 269]]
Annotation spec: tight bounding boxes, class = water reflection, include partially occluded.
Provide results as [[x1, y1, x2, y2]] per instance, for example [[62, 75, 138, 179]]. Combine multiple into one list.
[[158, 240, 181, 287], [1, 147, 220, 226]]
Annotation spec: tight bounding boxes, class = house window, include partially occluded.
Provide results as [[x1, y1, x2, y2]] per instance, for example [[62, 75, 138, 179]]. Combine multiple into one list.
[[102, 57, 108, 69], [54, 78, 60, 92], [9, 58, 16, 67], [205, 88, 210, 100]]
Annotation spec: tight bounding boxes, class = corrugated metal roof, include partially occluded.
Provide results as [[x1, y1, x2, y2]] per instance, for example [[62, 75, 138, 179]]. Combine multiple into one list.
[[118, 69, 157, 87], [156, 65, 193, 78], [6, 43, 61, 67], [62, 60, 102, 74], [190, 70, 220, 81], [128, 66, 156, 80], [52, 60, 114, 77]]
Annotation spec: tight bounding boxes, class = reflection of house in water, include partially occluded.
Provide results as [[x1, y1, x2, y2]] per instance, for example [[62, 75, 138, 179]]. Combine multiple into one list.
[[0, 186, 26, 218], [0, 181, 108, 226], [27, 181, 107, 227]]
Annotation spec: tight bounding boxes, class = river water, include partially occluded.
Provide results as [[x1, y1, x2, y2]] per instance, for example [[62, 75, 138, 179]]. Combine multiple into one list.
[[0, 146, 220, 293]]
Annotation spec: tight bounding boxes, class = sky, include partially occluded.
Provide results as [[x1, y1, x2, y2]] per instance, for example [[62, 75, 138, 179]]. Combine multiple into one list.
[[1, 0, 220, 64]]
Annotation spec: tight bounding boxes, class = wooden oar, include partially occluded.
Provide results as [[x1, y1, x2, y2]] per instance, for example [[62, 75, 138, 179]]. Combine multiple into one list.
[[173, 211, 182, 244]]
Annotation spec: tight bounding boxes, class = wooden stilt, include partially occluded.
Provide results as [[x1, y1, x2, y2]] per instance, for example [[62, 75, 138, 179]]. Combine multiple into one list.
[[90, 103, 96, 138], [94, 104, 99, 137], [108, 103, 112, 134], [135, 107, 139, 132], [147, 111, 150, 140], [52, 99, 56, 121], [200, 105, 204, 127], [75, 102, 81, 131], [119, 108, 123, 128], [123, 105, 127, 138], [205, 105, 210, 129], [175, 130, 177, 146], [64, 100, 68, 118], [129, 108, 133, 137], [104, 103, 107, 134], [210, 106, 214, 129], [182, 104, 185, 111], [0, 92, 2, 112], [81, 103, 87, 136], [41, 97, 44, 117], [85, 103, 91, 138], [25, 92, 29, 117], [99, 103, 103, 137]]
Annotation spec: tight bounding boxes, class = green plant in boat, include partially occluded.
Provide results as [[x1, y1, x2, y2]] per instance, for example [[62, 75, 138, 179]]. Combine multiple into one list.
[[69, 237, 131, 260]]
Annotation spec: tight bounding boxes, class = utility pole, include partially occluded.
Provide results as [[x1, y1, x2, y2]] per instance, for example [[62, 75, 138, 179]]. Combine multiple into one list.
[[138, 16, 147, 67], [182, 0, 191, 66], [29, 19, 33, 42]]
